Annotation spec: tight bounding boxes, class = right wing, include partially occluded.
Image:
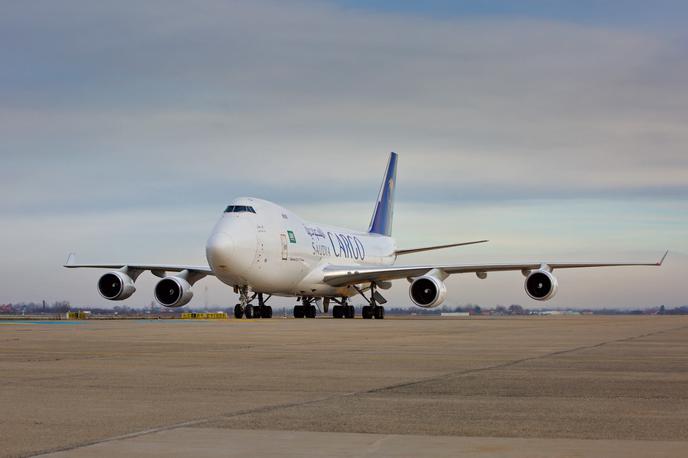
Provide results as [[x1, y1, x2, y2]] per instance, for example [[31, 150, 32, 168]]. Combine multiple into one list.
[[323, 252, 668, 287], [63, 253, 213, 281]]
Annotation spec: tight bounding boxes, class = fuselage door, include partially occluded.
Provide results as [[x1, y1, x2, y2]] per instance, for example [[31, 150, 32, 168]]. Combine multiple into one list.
[[281, 233, 288, 260]]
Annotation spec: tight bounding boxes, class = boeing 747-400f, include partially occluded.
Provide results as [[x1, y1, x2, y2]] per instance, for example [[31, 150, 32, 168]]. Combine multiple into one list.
[[65, 153, 666, 319]]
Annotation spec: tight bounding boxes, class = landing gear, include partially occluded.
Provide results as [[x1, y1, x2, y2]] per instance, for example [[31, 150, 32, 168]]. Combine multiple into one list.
[[293, 305, 305, 318], [234, 289, 272, 319], [255, 293, 272, 319], [362, 305, 384, 319], [305, 304, 317, 318], [332, 298, 355, 319], [294, 297, 317, 318], [354, 284, 385, 320]]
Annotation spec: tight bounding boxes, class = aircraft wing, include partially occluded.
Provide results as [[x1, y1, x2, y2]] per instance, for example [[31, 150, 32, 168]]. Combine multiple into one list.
[[395, 239, 488, 256], [63, 253, 214, 277], [322, 251, 668, 287]]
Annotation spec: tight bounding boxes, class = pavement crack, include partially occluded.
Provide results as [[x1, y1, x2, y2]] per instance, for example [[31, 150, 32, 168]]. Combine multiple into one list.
[[364, 324, 688, 395]]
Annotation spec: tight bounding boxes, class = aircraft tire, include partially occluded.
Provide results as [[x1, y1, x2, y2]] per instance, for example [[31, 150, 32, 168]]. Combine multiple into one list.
[[264, 306, 273, 318], [345, 305, 355, 319], [374, 306, 385, 320], [245, 304, 254, 319], [305, 305, 317, 318], [293, 305, 304, 319], [234, 304, 244, 319], [362, 306, 373, 319], [333, 306, 343, 319]]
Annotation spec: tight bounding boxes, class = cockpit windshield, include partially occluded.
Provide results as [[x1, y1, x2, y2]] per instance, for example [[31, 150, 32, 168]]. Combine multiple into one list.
[[224, 205, 256, 214]]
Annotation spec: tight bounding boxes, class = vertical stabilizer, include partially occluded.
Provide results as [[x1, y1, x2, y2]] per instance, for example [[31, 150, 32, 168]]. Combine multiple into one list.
[[368, 152, 397, 237]]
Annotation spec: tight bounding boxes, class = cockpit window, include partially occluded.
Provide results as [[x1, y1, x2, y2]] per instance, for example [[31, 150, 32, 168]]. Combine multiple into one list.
[[224, 205, 256, 214]]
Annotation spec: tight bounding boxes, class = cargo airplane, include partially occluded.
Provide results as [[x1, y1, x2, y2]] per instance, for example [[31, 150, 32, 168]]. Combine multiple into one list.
[[65, 153, 667, 319]]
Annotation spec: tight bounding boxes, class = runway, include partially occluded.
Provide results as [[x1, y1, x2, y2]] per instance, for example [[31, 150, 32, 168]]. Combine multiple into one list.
[[2, 316, 687, 457]]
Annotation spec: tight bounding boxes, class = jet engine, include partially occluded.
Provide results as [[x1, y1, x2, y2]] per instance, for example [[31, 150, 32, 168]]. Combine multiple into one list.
[[525, 270, 558, 301], [154, 276, 193, 308], [409, 275, 447, 308], [97, 271, 136, 300]]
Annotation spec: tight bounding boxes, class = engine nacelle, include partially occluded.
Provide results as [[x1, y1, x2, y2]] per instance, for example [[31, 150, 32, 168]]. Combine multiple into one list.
[[154, 276, 193, 308], [409, 275, 448, 308], [97, 271, 136, 300], [525, 270, 558, 301]]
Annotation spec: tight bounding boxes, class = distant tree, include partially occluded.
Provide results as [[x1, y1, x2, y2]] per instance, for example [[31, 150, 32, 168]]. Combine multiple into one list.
[[509, 304, 525, 315]]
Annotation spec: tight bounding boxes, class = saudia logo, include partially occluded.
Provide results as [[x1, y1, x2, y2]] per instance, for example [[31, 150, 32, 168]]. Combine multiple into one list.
[[327, 232, 366, 260]]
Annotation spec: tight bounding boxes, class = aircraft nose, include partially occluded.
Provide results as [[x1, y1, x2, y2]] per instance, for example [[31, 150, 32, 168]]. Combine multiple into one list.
[[206, 231, 235, 271]]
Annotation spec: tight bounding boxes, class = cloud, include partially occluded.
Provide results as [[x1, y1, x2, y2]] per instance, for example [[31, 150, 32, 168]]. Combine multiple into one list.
[[0, 1, 686, 307]]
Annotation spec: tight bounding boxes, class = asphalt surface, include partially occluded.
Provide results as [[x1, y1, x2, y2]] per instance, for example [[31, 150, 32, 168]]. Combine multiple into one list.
[[1, 316, 687, 457]]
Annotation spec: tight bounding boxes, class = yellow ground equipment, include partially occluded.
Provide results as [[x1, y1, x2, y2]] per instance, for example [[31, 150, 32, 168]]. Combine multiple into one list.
[[180, 312, 228, 320]]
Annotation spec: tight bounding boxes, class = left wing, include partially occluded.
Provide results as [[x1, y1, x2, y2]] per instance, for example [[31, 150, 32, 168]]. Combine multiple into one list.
[[323, 251, 668, 287]]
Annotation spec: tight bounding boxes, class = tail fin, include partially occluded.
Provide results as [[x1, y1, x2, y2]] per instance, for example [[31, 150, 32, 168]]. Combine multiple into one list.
[[368, 152, 398, 237]]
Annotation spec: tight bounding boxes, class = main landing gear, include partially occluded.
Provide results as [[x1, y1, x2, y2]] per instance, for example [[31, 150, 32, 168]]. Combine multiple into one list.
[[293, 296, 317, 319], [234, 290, 272, 319], [354, 284, 386, 320], [332, 298, 355, 319]]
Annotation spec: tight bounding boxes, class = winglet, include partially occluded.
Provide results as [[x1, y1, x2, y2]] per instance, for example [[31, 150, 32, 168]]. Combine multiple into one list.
[[657, 250, 669, 266], [65, 253, 76, 267]]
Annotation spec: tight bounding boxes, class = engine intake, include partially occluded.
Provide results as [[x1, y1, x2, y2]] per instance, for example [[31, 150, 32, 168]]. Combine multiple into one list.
[[525, 270, 558, 301], [97, 271, 136, 300], [409, 275, 447, 308], [155, 277, 193, 308]]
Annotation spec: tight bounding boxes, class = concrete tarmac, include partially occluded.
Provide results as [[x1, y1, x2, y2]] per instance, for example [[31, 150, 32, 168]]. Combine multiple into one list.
[[2, 316, 687, 457]]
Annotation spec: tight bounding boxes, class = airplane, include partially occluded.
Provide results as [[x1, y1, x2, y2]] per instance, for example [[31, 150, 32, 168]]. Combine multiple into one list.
[[65, 152, 667, 320]]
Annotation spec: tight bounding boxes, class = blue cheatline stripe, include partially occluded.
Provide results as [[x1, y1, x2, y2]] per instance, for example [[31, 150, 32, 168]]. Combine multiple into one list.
[[368, 152, 398, 237]]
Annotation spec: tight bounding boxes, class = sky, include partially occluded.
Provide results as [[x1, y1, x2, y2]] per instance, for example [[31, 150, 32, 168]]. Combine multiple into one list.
[[1, 0, 687, 309]]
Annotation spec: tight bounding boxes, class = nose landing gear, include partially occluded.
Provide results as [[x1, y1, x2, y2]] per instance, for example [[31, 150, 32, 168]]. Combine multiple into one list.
[[234, 289, 272, 319]]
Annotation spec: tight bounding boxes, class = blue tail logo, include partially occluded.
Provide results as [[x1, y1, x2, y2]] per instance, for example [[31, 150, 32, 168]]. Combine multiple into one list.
[[368, 152, 397, 237]]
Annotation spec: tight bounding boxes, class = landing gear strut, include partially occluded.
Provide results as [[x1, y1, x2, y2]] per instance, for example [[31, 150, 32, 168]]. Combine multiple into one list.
[[234, 289, 272, 319], [354, 284, 385, 320], [294, 296, 317, 318]]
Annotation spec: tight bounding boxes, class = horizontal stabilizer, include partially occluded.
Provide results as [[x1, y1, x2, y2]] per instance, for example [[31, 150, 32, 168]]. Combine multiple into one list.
[[395, 240, 488, 256]]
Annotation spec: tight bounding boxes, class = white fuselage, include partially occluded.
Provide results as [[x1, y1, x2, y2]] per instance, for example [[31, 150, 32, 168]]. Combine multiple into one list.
[[205, 197, 397, 297]]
